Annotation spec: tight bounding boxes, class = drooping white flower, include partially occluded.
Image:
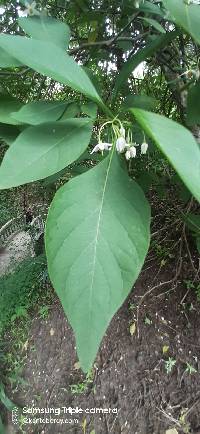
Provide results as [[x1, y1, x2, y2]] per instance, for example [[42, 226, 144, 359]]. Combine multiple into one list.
[[102, 142, 112, 151], [119, 126, 125, 138], [141, 142, 148, 155], [116, 136, 126, 153], [134, 0, 140, 8], [182, 69, 200, 81], [90, 142, 112, 154], [24, 1, 39, 16], [193, 69, 200, 80], [125, 146, 137, 160]]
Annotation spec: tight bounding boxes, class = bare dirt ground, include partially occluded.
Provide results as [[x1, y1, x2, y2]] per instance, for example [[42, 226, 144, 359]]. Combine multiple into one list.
[[3, 257, 200, 434]]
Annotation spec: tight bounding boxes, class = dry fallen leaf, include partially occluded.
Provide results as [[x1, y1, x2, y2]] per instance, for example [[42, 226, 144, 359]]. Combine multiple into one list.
[[165, 428, 179, 434], [23, 340, 29, 351], [50, 328, 55, 336], [130, 322, 136, 336], [82, 418, 87, 433], [74, 361, 81, 370], [162, 345, 169, 354]]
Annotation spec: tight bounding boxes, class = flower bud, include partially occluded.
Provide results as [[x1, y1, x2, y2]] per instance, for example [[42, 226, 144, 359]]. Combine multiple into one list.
[[141, 142, 148, 155]]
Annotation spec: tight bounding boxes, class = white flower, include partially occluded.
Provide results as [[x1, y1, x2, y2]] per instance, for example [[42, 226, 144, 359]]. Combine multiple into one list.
[[125, 146, 137, 160], [134, 0, 140, 8], [24, 1, 39, 16], [119, 126, 125, 138], [193, 69, 200, 80], [141, 142, 148, 155], [183, 69, 200, 80], [116, 136, 126, 153], [90, 142, 112, 154]]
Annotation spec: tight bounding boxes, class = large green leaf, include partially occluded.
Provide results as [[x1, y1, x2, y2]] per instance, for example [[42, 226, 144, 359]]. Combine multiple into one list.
[[184, 213, 200, 253], [0, 35, 101, 104], [81, 102, 98, 119], [0, 118, 93, 189], [18, 16, 70, 49], [45, 151, 150, 371], [0, 47, 22, 67], [112, 31, 178, 100], [163, 0, 200, 45], [122, 94, 158, 111], [186, 82, 200, 126], [139, 0, 165, 16], [0, 95, 23, 125], [140, 17, 166, 34], [11, 100, 68, 125], [132, 109, 200, 203], [60, 102, 80, 120], [184, 213, 200, 235], [0, 124, 19, 145]]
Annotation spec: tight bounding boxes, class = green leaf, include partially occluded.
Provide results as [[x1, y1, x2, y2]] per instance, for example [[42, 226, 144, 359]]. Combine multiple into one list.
[[171, 174, 191, 203], [187, 82, 200, 126], [81, 102, 98, 119], [60, 102, 80, 120], [139, 0, 165, 16], [18, 15, 70, 49], [0, 35, 101, 104], [0, 118, 93, 189], [0, 124, 19, 145], [0, 95, 23, 125], [45, 151, 150, 371], [185, 213, 200, 235], [132, 109, 200, 203], [0, 382, 15, 411], [123, 94, 158, 111], [163, 0, 200, 45], [42, 167, 68, 187], [140, 17, 166, 34], [11, 100, 68, 125], [112, 31, 178, 100], [0, 47, 22, 68], [83, 66, 102, 97], [184, 213, 200, 253]]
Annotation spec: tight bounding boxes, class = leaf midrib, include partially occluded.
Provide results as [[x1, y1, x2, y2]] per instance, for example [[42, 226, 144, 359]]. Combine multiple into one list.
[[88, 147, 115, 328]]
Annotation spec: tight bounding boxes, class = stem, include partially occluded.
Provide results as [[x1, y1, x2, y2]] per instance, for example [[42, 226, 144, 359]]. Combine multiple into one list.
[[98, 100, 115, 119]]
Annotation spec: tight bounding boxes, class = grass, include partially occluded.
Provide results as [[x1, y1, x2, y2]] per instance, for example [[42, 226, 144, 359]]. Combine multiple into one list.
[[164, 357, 176, 374], [69, 369, 95, 395], [0, 254, 55, 389]]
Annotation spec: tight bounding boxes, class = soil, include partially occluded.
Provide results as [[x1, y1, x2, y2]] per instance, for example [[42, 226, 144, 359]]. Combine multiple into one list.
[[2, 256, 200, 434]]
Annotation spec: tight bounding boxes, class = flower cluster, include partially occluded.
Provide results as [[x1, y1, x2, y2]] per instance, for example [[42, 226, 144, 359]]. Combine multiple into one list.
[[23, 1, 39, 16], [186, 69, 200, 80], [179, 68, 200, 81], [90, 123, 148, 160], [134, 0, 145, 8]]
